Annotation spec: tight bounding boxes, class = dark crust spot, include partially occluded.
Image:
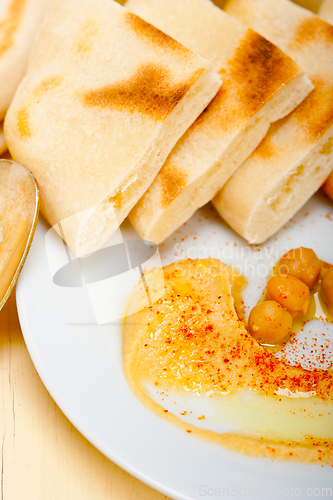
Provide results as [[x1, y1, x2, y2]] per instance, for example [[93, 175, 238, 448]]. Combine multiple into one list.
[[17, 107, 30, 138], [193, 30, 299, 135], [229, 30, 299, 117], [0, 0, 26, 58], [292, 16, 333, 47], [125, 12, 192, 57], [253, 138, 275, 159], [17, 76, 63, 139], [160, 165, 188, 207], [292, 76, 333, 142], [83, 63, 201, 121], [33, 76, 63, 96]]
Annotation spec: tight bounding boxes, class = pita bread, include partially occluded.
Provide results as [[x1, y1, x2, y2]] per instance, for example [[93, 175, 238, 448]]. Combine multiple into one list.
[[319, 0, 333, 24], [0, 0, 52, 120], [4, 0, 221, 255], [213, 0, 333, 243], [126, 0, 312, 243]]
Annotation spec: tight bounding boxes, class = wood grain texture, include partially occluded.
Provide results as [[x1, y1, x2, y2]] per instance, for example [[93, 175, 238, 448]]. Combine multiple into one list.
[[0, 293, 170, 500]]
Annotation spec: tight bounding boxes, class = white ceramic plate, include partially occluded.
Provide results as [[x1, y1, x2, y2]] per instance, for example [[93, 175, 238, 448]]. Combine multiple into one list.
[[17, 193, 333, 500]]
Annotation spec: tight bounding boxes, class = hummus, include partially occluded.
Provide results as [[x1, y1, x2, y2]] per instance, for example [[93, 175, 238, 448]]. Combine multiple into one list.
[[123, 259, 333, 464]]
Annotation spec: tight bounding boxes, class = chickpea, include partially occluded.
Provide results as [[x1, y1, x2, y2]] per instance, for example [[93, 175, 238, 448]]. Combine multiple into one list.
[[322, 267, 333, 316], [278, 247, 321, 288], [267, 275, 310, 317], [248, 301, 292, 345], [322, 171, 333, 201]]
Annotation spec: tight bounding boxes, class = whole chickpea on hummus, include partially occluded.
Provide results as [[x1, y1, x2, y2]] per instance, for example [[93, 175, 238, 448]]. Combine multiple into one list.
[[123, 251, 333, 465]]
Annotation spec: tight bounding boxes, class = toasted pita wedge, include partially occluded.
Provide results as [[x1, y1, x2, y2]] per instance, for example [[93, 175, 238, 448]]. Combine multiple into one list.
[[213, 0, 333, 243], [0, 0, 52, 120], [4, 0, 221, 255], [126, 0, 312, 244], [319, 0, 333, 24]]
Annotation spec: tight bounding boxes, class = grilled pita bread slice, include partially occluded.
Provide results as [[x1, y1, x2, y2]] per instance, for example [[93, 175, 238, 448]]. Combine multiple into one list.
[[0, 0, 52, 120], [319, 0, 333, 24], [4, 0, 221, 255], [213, 0, 333, 243], [126, 0, 312, 243]]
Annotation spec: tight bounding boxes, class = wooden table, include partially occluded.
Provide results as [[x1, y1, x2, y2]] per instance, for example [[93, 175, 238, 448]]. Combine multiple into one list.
[[0, 292, 171, 500]]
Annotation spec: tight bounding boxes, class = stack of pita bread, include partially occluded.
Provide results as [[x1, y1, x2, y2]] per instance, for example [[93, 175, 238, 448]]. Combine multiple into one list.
[[2, 0, 333, 251], [126, 0, 312, 243], [213, 0, 333, 243]]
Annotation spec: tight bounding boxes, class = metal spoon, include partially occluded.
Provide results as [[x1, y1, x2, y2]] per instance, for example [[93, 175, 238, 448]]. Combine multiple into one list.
[[0, 159, 39, 311]]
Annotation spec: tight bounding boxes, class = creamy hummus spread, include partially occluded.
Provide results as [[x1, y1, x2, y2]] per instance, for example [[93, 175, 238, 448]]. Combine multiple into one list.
[[123, 259, 333, 464]]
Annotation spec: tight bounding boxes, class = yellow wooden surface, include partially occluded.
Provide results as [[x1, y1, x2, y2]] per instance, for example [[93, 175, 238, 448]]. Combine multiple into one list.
[[0, 293, 171, 500]]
